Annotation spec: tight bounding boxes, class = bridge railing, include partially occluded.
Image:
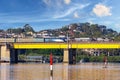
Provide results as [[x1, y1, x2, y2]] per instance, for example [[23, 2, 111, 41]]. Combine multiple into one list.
[[0, 38, 119, 43], [0, 38, 44, 43]]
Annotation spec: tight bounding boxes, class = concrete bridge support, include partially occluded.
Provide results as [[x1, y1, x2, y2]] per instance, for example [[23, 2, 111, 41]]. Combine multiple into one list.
[[10, 49, 18, 63], [63, 49, 76, 64], [69, 49, 76, 64], [0, 45, 10, 62], [0, 45, 18, 63], [63, 49, 69, 63]]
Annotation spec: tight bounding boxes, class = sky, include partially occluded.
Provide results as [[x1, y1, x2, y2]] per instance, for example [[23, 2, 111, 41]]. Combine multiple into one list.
[[0, 0, 120, 32]]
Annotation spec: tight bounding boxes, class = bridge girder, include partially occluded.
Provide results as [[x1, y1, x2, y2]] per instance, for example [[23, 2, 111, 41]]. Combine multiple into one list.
[[13, 43, 120, 49]]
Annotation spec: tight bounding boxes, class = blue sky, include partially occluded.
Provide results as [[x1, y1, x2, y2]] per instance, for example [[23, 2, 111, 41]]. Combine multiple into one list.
[[0, 0, 120, 32]]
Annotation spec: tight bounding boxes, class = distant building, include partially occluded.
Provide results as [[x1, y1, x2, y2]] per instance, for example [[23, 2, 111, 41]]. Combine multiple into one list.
[[96, 38, 110, 42], [58, 35, 66, 38], [38, 30, 53, 38], [26, 31, 33, 35], [26, 56, 43, 62], [0, 33, 5, 38], [58, 32, 66, 38], [75, 38, 92, 42], [82, 49, 102, 56]]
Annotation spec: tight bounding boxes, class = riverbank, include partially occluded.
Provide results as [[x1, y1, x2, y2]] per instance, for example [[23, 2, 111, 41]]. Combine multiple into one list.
[[76, 55, 120, 63]]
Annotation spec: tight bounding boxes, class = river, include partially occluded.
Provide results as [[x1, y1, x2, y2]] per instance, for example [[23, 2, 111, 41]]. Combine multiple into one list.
[[0, 63, 120, 80]]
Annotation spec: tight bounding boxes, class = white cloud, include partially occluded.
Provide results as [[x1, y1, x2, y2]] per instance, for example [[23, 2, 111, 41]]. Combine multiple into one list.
[[54, 7, 77, 19], [42, 0, 51, 5], [93, 3, 112, 17], [53, 3, 90, 18], [0, 14, 70, 24], [64, 0, 71, 5], [42, 0, 64, 9], [74, 12, 79, 18]]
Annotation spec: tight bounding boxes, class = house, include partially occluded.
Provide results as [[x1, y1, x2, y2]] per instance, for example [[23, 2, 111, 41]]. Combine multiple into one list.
[[58, 32, 66, 38], [38, 30, 53, 38]]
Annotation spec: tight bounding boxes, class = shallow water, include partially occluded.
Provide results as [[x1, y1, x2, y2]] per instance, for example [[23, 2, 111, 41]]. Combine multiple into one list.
[[0, 63, 120, 80]]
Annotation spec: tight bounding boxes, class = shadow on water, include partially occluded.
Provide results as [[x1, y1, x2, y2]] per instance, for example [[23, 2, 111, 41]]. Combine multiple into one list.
[[0, 63, 120, 80]]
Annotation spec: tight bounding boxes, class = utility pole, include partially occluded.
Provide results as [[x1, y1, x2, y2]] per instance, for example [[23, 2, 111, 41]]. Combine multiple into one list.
[[5, 31, 7, 45], [67, 26, 70, 48]]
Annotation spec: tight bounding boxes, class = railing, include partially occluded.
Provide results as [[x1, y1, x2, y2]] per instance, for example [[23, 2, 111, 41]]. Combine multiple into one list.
[[0, 38, 44, 43], [0, 38, 119, 43]]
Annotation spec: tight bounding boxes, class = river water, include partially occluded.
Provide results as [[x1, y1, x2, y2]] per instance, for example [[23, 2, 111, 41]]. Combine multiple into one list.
[[0, 63, 120, 80]]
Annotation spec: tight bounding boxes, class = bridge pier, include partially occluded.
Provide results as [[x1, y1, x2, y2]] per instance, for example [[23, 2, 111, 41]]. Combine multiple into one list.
[[69, 49, 76, 64], [0, 45, 10, 62], [63, 49, 69, 63], [0, 45, 18, 63], [10, 49, 18, 63], [63, 49, 76, 64]]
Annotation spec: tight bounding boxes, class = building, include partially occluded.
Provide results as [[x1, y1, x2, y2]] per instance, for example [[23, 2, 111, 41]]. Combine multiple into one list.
[[82, 49, 102, 56], [75, 38, 92, 42], [38, 30, 53, 38]]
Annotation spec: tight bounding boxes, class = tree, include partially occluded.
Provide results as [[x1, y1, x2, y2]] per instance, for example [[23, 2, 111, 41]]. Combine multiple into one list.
[[23, 24, 35, 32], [0, 29, 4, 32]]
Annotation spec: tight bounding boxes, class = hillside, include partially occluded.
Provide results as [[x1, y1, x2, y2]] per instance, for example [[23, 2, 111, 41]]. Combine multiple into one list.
[[50, 22, 120, 41], [1, 22, 120, 41]]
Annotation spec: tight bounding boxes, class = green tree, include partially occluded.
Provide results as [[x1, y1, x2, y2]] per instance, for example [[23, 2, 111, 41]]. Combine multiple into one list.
[[23, 24, 35, 32]]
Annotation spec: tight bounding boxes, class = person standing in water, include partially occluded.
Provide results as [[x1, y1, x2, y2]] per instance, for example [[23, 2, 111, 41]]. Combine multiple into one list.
[[103, 55, 108, 68]]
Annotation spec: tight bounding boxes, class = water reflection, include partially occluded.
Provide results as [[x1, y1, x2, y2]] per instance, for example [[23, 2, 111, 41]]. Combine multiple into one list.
[[0, 63, 10, 80], [63, 63, 68, 80], [0, 63, 120, 80]]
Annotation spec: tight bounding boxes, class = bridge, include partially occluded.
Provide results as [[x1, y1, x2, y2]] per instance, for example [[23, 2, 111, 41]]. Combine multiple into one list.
[[13, 42, 120, 49], [0, 38, 120, 64]]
